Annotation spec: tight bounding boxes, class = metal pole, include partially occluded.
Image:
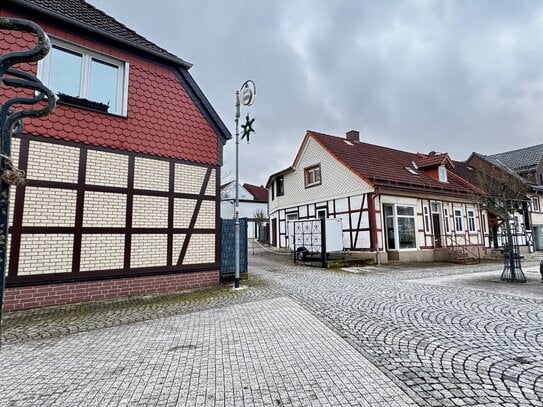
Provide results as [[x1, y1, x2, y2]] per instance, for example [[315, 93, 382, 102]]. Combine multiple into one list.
[[321, 217, 327, 268], [234, 90, 240, 288]]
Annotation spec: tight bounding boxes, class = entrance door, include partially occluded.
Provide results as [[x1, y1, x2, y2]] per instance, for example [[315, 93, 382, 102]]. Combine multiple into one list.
[[432, 213, 442, 248]]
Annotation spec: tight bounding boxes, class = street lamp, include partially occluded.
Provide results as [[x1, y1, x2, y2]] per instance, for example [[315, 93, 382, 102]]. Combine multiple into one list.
[[234, 80, 256, 288]]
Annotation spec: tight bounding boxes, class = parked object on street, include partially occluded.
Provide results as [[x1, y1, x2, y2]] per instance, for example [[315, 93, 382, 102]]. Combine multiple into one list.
[[288, 218, 343, 266]]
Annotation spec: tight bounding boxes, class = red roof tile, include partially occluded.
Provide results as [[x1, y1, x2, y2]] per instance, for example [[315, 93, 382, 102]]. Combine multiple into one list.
[[10, 0, 189, 66], [243, 183, 268, 201], [309, 131, 476, 196]]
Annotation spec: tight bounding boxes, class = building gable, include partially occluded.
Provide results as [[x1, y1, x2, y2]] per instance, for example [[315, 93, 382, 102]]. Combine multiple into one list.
[[270, 136, 373, 211], [1, 1, 231, 164]]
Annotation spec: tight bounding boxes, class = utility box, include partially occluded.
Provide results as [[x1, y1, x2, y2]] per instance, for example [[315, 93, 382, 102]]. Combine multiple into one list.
[[220, 218, 248, 276]]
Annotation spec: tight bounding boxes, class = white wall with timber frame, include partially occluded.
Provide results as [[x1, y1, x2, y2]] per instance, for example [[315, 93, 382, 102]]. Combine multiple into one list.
[[377, 194, 484, 259], [268, 136, 373, 250], [271, 194, 372, 250]]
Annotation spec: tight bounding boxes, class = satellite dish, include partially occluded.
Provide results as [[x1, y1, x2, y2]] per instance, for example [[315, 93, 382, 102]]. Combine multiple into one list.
[[239, 81, 256, 106]]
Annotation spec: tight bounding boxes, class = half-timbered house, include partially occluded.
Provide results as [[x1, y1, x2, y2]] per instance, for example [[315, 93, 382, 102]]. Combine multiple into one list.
[[452, 146, 543, 252], [267, 130, 485, 263], [1, 0, 230, 310]]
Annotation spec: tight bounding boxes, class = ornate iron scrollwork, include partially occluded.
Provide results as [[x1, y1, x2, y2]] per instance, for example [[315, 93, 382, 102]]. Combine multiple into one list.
[[0, 17, 57, 337]]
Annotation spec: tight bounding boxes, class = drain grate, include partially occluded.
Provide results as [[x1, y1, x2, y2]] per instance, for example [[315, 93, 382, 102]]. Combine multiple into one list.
[[513, 356, 532, 364]]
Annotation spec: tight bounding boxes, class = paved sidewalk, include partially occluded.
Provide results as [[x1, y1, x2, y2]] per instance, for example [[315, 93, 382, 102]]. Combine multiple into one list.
[[0, 297, 415, 406], [1, 250, 543, 406]]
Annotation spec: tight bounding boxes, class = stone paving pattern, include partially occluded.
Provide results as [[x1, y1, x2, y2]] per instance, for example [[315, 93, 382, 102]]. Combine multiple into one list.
[[1, 250, 543, 406], [1, 297, 414, 406]]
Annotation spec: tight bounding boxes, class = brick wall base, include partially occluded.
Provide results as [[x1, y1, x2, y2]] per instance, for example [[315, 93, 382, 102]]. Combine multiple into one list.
[[3, 270, 220, 312]]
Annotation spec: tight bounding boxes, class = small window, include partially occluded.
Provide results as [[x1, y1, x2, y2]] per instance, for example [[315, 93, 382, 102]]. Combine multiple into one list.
[[305, 165, 321, 187], [423, 206, 431, 233], [276, 176, 284, 196], [438, 166, 448, 182], [317, 208, 327, 219], [533, 197, 541, 212], [443, 207, 450, 233], [482, 212, 487, 234], [467, 210, 476, 232], [515, 214, 524, 232], [39, 39, 129, 115], [454, 209, 463, 232], [405, 167, 418, 175], [286, 212, 298, 224]]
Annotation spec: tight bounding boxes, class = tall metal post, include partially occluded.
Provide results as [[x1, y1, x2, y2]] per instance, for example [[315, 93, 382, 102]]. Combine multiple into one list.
[[234, 90, 241, 288], [0, 18, 56, 340], [233, 80, 255, 288]]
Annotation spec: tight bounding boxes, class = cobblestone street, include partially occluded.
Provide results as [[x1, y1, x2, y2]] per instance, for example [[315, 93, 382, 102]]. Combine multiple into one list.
[[1, 248, 543, 406]]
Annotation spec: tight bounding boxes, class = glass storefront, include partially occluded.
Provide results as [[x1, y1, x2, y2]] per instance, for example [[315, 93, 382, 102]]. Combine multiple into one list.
[[384, 204, 416, 250]]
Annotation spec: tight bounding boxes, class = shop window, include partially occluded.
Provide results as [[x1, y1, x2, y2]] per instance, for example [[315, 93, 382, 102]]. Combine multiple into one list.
[[384, 204, 416, 250]]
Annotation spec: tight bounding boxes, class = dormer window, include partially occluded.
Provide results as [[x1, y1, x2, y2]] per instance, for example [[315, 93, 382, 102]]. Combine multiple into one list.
[[38, 39, 129, 116], [438, 165, 448, 182]]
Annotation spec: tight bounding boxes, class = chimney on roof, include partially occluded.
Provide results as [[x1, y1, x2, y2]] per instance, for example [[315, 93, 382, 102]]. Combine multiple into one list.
[[346, 130, 360, 142]]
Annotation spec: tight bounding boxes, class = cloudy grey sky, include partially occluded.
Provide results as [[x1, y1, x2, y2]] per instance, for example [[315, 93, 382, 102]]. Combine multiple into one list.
[[90, 0, 543, 186]]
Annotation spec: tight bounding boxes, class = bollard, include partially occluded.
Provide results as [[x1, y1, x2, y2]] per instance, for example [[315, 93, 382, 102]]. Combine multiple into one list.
[[540, 259, 543, 283]]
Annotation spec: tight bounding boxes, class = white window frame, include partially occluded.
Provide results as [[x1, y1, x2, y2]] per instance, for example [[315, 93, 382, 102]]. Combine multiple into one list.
[[38, 38, 129, 116], [533, 197, 541, 212], [423, 206, 431, 233], [316, 207, 327, 219], [383, 204, 417, 251], [467, 209, 477, 233], [515, 214, 524, 233], [443, 207, 450, 233], [454, 209, 464, 232], [304, 164, 322, 188], [438, 165, 448, 183]]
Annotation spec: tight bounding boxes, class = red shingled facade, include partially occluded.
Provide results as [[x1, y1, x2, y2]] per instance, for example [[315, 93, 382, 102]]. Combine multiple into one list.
[[0, 9, 218, 165], [1, 3, 229, 311]]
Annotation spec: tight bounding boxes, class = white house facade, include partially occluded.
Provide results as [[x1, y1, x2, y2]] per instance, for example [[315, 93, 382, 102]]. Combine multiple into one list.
[[267, 130, 485, 263]]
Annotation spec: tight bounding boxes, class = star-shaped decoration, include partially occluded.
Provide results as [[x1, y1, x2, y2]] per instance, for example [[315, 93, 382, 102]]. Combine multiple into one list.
[[241, 114, 255, 142]]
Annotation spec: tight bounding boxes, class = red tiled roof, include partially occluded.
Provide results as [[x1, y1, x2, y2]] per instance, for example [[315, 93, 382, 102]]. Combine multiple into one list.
[[309, 131, 476, 196], [243, 183, 268, 201], [8, 0, 189, 66]]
